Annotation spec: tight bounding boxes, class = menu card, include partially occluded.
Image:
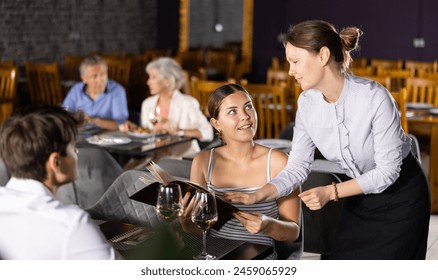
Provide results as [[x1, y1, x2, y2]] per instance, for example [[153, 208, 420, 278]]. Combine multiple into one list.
[[129, 162, 239, 230]]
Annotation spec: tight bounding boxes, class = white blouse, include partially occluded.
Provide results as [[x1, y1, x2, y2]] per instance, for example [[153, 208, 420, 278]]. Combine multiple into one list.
[[270, 75, 411, 196]]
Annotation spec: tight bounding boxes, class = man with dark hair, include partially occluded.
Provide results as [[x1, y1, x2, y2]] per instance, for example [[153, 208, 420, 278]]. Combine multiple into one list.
[[0, 105, 120, 259]]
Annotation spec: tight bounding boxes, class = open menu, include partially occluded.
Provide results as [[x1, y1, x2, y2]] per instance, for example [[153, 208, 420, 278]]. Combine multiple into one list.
[[129, 162, 239, 230]]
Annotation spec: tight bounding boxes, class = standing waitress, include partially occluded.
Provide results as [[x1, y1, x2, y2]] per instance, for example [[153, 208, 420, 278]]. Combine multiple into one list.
[[225, 19, 430, 259]]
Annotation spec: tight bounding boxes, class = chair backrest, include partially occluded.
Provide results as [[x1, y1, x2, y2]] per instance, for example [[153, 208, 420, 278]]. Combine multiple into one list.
[[301, 171, 344, 256], [351, 57, 368, 69], [270, 56, 289, 71], [203, 49, 237, 80], [0, 66, 18, 124], [56, 147, 124, 208], [156, 157, 192, 180], [405, 77, 438, 106], [243, 82, 291, 139], [376, 68, 412, 92], [362, 75, 391, 90], [352, 66, 374, 77], [144, 48, 172, 61], [189, 77, 236, 115], [390, 88, 409, 133], [176, 49, 204, 73], [370, 58, 403, 71], [405, 59, 438, 77], [86, 169, 162, 228], [25, 62, 63, 105], [430, 126, 438, 213], [104, 57, 132, 89], [63, 54, 84, 81]]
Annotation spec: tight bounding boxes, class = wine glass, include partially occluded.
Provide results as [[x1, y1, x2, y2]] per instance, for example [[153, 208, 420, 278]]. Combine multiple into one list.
[[191, 190, 218, 260], [148, 106, 161, 126], [156, 183, 184, 221]]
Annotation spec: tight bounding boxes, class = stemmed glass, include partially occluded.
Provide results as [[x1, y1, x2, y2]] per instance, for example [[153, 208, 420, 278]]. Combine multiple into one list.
[[148, 106, 161, 126], [191, 190, 218, 260], [156, 183, 184, 221]]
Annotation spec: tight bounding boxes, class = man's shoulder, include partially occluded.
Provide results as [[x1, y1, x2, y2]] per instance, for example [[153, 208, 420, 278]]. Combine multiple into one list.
[[107, 80, 125, 91]]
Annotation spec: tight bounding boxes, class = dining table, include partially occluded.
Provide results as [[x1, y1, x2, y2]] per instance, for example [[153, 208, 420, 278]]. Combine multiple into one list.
[[98, 220, 273, 260], [76, 127, 194, 165]]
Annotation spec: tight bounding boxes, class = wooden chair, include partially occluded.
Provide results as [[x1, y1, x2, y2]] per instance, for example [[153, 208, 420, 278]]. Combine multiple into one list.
[[370, 58, 403, 72], [271, 56, 289, 71], [391, 88, 409, 134], [242, 82, 291, 139], [405, 59, 438, 77], [0, 60, 16, 67], [430, 126, 438, 213], [202, 49, 237, 80], [175, 49, 204, 79], [0, 66, 18, 124], [352, 66, 374, 77], [144, 48, 172, 61], [104, 57, 132, 90], [362, 75, 391, 89], [189, 77, 236, 115], [266, 68, 295, 106], [351, 57, 368, 69], [377, 68, 412, 92], [417, 70, 438, 81], [63, 54, 84, 81], [404, 77, 438, 106], [25, 62, 64, 105]]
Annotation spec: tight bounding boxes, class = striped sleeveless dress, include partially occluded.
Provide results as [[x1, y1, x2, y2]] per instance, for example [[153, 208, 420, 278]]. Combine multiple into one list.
[[206, 148, 278, 259]]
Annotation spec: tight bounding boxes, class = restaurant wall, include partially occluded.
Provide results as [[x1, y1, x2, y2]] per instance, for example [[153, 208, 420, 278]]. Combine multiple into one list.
[[249, 0, 438, 82], [0, 0, 157, 67]]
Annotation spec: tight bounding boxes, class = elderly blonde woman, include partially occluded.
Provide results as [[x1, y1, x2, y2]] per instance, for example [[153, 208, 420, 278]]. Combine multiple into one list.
[[122, 57, 213, 158]]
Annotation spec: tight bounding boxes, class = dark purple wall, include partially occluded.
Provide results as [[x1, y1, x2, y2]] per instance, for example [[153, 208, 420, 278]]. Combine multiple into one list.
[[159, 0, 438, 82]]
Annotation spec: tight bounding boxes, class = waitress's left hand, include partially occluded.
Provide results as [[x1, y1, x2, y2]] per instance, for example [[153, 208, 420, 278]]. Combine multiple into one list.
[[298, 186, 331, 210]]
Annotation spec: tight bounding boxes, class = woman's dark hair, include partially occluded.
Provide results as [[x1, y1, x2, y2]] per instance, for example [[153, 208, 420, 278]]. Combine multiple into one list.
[[207, 83, 251, 119], [284, 20, 363, 74], [0, 105, 78, 181]]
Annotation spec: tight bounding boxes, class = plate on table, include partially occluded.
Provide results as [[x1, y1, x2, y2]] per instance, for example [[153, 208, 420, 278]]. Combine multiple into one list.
[[86, 135, 132, 146], [127, 127, 156, 138], [406, 102, 434, 110], [429, 108, 438, 115], [127, 131, 157, 138], [78, 123, 102, 134]]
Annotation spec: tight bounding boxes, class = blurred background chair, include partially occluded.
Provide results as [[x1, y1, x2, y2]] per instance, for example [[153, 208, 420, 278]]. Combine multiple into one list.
[[104, 56, 132, 92], [156, 157, 192, 180], [430, 127, 438, 213], [242, 82, 291, 139], [189, 77, 236, 115], [56, 147, 124, 209], [25, 61, 64, 105], [404, 77, 438, 106], [202, 49, 237, 81], [0, 65, 18, 125], [86, 169, 162, 228], [63, 54, 84, 82]]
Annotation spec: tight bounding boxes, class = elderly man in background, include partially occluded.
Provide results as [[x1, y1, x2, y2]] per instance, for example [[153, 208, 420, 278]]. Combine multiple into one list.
[[63, 55, 129, 130]]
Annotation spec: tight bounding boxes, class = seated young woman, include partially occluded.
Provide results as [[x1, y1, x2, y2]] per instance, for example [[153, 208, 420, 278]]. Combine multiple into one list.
[[179, 84, 301, 259]]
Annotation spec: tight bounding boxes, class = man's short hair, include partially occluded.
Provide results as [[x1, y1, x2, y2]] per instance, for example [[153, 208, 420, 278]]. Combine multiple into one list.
[[79, 55, 107, 77], [0, 105, 78, 181]]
